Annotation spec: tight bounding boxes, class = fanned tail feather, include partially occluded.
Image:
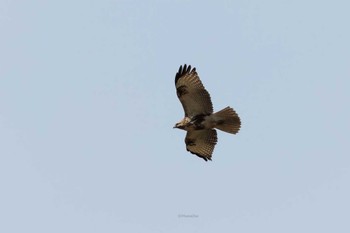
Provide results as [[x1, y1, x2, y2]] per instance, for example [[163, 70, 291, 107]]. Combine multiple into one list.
[[213, 107, 241, 134]]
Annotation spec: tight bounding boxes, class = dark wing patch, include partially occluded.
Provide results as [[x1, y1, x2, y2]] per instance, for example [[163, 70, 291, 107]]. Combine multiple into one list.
[[176, 85, 189, 98], [175, 64, 213, 117], [185, 129, 218, 161]]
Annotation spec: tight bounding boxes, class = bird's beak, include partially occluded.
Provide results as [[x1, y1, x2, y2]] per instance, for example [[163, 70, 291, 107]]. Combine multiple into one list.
[[173, 124, 177, 129]]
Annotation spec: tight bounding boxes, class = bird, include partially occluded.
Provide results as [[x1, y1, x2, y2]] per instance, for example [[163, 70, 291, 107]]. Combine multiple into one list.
[[173, 64, 241, 161]]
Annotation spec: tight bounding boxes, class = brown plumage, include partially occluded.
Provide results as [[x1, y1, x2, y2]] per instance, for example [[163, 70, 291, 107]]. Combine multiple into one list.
[[174, 64, 241, 161]]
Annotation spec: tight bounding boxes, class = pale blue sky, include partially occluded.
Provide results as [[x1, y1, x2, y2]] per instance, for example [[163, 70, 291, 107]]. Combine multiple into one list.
[[1, 0, 349, 232]]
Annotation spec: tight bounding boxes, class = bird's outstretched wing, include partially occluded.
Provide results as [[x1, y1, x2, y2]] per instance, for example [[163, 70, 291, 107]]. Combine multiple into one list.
[[185, 129, 217, 161], [175, 64, 213, 117]]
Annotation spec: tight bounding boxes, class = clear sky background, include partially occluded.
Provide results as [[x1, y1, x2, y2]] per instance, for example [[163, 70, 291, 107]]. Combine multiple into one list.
[[1, 0, 349, 232]]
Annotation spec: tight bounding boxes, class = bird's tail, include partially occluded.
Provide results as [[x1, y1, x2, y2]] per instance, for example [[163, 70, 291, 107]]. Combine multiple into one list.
[[213, 107, 241, 134]]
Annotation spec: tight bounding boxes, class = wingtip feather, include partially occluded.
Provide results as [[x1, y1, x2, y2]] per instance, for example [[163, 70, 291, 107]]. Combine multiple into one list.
[[175, 64, 195, 84]]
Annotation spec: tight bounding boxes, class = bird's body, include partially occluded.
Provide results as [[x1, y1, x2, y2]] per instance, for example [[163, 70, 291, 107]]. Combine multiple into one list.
[[175, 115, 209, 131], [174, 64, 241, 161]]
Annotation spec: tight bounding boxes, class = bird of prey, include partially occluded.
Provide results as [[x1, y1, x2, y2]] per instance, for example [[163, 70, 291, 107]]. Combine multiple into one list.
[[174, 64, 241, 161]]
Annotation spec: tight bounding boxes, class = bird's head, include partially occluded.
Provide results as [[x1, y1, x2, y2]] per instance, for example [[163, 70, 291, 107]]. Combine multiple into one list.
[[173, 122, 185, 130]]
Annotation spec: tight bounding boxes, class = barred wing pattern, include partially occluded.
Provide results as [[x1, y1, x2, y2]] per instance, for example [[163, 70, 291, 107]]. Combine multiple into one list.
[[185, 129, 218, 161], [175, 64, 213, 117]]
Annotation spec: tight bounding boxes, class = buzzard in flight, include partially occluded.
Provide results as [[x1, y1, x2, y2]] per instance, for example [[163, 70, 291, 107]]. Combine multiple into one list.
[[174, 64, 241, 161]]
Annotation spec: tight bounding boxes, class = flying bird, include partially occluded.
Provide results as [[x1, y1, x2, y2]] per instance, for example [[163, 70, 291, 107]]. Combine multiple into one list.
[[174, 64, 241, 161]]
